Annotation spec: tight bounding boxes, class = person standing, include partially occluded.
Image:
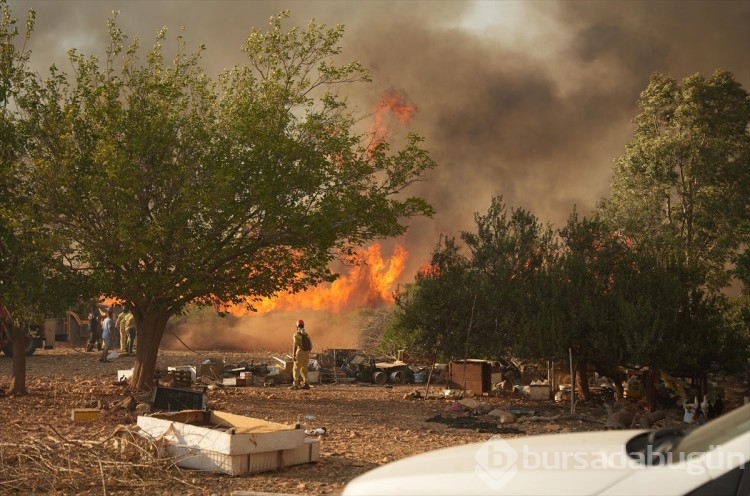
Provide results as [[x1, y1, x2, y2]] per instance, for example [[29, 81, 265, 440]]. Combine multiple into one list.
[[115, 307, 128, 352], [290, 319, 312, 390], [98, 309, 115, 362], [86, 306, 102, 352], [105, 304, 118, 350], [121, 307, 137, 356]]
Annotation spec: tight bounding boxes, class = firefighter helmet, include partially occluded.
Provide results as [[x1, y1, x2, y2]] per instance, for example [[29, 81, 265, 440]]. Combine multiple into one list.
[[296, 319, 305, 328]]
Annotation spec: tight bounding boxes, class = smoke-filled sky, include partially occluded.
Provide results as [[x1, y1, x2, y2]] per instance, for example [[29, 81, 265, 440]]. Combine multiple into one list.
[[9, 0, 750, 349]]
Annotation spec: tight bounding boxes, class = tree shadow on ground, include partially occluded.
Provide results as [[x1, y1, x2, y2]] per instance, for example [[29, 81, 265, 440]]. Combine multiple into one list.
[[425, 414, 525, 434]]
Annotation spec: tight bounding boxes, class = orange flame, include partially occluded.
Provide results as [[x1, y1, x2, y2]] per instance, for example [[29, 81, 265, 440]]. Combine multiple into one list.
[[416, 261, 440, 278], [223, 242, 408, 317], [100, 297, 122, 309], [369, 91, 417, 151]]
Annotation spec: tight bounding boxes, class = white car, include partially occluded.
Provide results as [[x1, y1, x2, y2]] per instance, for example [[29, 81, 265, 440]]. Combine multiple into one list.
[[343, 403, 750, 496]]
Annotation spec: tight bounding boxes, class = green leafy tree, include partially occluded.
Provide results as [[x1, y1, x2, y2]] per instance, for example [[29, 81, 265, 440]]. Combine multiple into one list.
[[536, 213, 631, 400], [387, 236, 480, 361], [602, 70, 750, 292], [721, 295, 750, 376], [521, 211, 683, 400], [386, 197, 556, 362], [0, 1, 37, 394], [733, 249, 750, 295], [532, 211, 741, 401], [16, 12, 435, 390], [1, 1, 86, 394], [461, 196, 557, 353]]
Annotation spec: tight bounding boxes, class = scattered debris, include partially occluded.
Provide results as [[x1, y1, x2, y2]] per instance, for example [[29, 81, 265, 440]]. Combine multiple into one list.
[[487, 409, 516, 424], [403, 389, 423, 400], [305, 427, 327, 436]]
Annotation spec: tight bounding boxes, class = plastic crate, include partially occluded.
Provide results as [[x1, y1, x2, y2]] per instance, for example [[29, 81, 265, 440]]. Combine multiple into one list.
[[151, 386, 206, 412]]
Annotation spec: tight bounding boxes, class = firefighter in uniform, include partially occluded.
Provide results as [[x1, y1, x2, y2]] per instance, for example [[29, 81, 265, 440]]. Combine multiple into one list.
[[291, 319, 312, 390]]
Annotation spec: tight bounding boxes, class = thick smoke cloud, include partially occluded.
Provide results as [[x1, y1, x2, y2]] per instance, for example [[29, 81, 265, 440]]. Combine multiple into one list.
[[10, 0, 749, 349], [14, 0, 749, 246]]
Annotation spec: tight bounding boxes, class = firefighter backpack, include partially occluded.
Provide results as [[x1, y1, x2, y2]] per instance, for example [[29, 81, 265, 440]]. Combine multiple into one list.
[[300, 332, 312, 352]]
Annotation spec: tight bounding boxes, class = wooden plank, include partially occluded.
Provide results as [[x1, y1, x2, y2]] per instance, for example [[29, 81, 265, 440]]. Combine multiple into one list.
[[209, 410, 296, 432]]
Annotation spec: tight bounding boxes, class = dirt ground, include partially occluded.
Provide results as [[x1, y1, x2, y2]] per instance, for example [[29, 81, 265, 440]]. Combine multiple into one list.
[[1, 345, 747, 495]]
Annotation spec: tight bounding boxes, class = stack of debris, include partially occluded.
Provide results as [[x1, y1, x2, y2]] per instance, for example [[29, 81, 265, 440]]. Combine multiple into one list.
[[118, 352, 530, 390]]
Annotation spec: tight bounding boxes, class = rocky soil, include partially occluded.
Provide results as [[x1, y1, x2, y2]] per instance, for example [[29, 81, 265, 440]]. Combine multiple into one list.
[[0, 345, 747, 495]]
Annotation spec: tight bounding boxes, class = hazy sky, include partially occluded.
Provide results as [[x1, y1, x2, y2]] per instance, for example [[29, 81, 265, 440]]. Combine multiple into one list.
[[11, 0, 749, 269], [9, 0, 748, 348]]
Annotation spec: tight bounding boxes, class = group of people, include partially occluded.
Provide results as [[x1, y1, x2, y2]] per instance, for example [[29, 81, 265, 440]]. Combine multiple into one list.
[[87, 310, 314, 381], [86, 305, 137, 362]]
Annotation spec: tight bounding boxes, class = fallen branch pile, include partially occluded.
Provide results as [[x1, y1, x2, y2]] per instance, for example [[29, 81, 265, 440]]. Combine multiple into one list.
[[0, 424, 196, 494]]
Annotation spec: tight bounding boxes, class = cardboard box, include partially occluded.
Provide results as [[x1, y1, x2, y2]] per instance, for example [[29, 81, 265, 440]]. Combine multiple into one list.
[[136, 410, 318, 475], [71, 408, 100, 421], [222, 377, 247, 387], [529, 384, 551, 400]]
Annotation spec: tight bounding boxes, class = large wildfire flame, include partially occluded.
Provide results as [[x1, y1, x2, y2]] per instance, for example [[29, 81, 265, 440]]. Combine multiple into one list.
[[223, 243, 408, 317], [160, 242, 409, 352]]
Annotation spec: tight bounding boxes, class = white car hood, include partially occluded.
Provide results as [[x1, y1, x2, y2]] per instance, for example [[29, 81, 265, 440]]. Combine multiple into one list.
[[344, 430, 649, 496]]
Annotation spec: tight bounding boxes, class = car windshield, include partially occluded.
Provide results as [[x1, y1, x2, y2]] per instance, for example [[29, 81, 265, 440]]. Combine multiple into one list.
[[674, 403, 750, 455]]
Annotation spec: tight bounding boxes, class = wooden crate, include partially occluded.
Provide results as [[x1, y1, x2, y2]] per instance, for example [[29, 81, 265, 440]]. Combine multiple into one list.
[[449, 360, 492, 393]]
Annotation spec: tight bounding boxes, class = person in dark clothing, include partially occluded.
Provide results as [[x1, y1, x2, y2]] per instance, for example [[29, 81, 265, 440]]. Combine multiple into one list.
[[86, 307, 102, 352]]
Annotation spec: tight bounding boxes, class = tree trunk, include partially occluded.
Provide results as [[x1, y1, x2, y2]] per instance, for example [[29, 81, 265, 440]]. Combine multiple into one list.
[[128, 307, 171, 391], [7, 323, 28, 395], [575, 359, 590, 402]]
